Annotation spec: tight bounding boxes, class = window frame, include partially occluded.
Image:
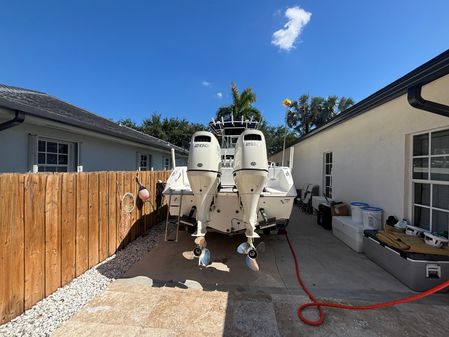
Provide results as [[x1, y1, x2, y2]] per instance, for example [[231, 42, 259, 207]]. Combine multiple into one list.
[[164, 157, 171, 170], [138, 154, 152, 171], [37, 138, 71, 172], [323, 151, 333, 199], [411, 129, 449, 232]]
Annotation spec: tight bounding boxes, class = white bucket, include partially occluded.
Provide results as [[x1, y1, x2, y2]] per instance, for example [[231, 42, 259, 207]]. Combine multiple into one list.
[[361, 207, 383, 230], [350, 202, 369, 224]]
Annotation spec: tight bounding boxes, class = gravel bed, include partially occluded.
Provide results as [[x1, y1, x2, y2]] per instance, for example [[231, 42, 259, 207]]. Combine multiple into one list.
[[0, 223, 164, 337]]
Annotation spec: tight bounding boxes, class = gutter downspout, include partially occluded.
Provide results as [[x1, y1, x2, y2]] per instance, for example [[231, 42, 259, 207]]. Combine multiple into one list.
[[407, 84, 449, 118], [0, 110, 25, 131], [171, 148, 176, 169]]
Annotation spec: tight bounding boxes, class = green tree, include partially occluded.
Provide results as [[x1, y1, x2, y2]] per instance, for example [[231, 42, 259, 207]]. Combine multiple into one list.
[[216, 82, 262, 121], [117, 118, 141, 130], [260, 121, 296, 155], [117, 113, 206, 149], [286, 95, 354, 136]]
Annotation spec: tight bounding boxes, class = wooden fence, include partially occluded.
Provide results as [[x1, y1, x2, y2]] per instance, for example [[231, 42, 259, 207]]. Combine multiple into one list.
[[0, 170, 170, 324]]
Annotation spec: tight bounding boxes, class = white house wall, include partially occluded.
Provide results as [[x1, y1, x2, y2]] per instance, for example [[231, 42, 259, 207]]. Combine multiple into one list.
[[270, 74, 449, 221], [0, 109, 183, 173]]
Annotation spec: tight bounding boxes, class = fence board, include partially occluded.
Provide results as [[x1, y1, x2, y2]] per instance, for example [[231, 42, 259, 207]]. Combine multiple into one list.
[[45, 174, 62, 296], [76, 173, 89, 276], [24, 174, 46, 310], [61, 174, 76, 286], [108, 172, 117, 255], [99, 173, 109, 261], [0, 175, 10, 323], [116, 172, 124, 248], [122, 173, 132, 246], [88, 173, 99, 268], [8, 175, 25, 322]]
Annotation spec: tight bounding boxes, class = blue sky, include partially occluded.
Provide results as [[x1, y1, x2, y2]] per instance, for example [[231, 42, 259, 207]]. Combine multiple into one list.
[[1, 1, 449, 126]]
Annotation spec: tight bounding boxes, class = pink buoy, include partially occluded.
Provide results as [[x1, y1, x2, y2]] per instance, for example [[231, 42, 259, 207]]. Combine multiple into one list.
[[136, 177, 151, 202]]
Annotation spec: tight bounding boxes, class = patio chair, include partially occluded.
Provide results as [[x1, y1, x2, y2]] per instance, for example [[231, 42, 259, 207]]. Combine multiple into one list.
[[296, 184, 319, 213]]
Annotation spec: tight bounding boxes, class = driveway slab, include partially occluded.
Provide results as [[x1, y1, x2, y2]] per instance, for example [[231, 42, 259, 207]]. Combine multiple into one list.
[[53, 207, 449, 336]]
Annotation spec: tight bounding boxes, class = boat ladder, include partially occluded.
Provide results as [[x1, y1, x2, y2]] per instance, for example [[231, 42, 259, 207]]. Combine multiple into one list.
[[164, 189, 183, 242]]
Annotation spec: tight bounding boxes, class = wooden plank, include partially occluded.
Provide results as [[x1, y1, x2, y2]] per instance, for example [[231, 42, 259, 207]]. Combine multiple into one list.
[[116, 172, 124, 249], [75, 173, 89, 276], [135, 171, 143, 237], [9, 174, 25, 321], [98, 173, 109, 260], [88, 173, 99, 267], [61, 173, 76, 286], [0, 174, 11, 323], [130, 172, 139, 240], [142, 171, 152, 232], [108, 172, 117, 255], [122, 172, 132, 246], [24, 174, 46, 310], [45, 174, 62, 296]]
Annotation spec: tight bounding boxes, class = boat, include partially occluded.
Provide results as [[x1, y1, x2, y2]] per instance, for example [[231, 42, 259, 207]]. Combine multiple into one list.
[[162, 116, 297, 271]]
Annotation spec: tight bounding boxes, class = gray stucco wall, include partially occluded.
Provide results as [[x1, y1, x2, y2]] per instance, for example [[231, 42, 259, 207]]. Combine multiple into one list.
[[0, 108, 186, 173]]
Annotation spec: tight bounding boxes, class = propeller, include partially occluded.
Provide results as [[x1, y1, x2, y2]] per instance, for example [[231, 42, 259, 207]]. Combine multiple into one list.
[[198, 248, 211, 267], [193, 237, 210, 266], [246, 254, 259, 272], [237, 242, 250, 255], [237, 240, 265, 272]]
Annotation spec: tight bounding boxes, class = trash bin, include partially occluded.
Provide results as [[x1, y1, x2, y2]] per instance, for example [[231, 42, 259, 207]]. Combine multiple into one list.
[[317, 203, 332, 230]]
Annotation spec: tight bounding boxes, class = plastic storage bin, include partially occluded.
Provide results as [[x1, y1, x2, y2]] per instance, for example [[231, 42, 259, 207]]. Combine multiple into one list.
[[350, 202, 369, 224], [361, 206, 383, 230], [332, 216, 364, 252]]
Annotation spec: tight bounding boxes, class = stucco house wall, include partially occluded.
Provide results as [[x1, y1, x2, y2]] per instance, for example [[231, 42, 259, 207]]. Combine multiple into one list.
[[269, 74, 449, 222], [0, 108, 185, 173]]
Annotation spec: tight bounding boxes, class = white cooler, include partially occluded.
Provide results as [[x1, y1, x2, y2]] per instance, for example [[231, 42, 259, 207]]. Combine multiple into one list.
[[332, 216, 365, 253]]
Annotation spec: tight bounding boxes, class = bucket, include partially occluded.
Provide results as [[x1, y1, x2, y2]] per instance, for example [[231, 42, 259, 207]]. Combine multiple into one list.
[[361, 207, 383, 230], [350, 202, 369, 224]]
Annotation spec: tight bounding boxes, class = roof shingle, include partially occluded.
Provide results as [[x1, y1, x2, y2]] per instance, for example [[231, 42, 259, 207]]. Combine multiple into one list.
[[0, 84, 188, 154]]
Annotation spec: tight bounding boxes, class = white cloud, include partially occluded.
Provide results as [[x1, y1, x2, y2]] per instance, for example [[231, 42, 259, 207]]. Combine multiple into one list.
[[271, 6, 311, 51], [201, 81, 211, 87], [216, 92, 223, 98]]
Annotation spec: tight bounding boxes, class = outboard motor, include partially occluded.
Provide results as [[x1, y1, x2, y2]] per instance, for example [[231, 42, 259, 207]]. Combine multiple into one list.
[[234, 129, 268, 271], [187, 131, 221, 266]]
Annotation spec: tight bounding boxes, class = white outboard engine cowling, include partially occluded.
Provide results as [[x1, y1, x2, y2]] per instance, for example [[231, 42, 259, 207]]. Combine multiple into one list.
[[233, 130, 268, 238], [187, 131, 221, 237]]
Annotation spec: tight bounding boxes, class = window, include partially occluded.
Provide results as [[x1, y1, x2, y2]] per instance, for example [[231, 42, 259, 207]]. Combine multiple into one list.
[[323, 152, 333, 198], [412, 130, 449, 232], [37, 139, 70, 172], [164, 157, 170, 170], [139, 154, 152, 171]]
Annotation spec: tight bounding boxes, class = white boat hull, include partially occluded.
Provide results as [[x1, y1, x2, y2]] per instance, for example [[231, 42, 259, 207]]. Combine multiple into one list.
[[163, 166, 296, 235]]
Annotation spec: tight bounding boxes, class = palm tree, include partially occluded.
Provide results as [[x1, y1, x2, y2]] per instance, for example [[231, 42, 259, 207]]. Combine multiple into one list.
[[286, 95, 317, 135], [216, 82, 262, 121]]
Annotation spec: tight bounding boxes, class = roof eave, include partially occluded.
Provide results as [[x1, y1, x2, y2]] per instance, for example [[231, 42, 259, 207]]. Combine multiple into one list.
[[0, 98, 189, 155]]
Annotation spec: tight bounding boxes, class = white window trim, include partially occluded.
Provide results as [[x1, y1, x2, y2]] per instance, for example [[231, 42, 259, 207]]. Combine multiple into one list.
[[410, 128, 449, 232], [138, 153, 152, 171], [323, 151, 333, 198], [37, 137, 72, 172]]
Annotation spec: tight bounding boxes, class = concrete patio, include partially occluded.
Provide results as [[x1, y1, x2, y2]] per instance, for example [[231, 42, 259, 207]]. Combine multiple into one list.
[[53, 206, 449, 336]]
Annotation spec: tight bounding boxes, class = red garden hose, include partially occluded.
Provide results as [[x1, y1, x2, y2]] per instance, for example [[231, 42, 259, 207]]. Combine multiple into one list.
[[284, 231, 449, 327]]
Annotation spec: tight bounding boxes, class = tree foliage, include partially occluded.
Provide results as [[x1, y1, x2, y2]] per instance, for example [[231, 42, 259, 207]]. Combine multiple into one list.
[[259, 121, 296, 155], [117, 113, 205, 149], [286, 95, 354, 136], [216, 82, 262, 121]]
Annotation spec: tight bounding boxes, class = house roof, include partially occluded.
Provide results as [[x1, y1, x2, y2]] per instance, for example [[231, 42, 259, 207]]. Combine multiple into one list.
[[280, 48, 449, 153], [0, 84, 189, 155]]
